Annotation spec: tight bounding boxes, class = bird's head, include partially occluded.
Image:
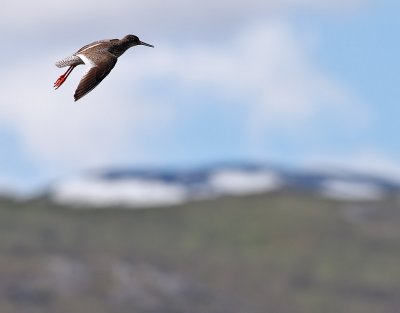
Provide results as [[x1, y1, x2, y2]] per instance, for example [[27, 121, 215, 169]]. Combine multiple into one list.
[[124, 34, 154, 48]]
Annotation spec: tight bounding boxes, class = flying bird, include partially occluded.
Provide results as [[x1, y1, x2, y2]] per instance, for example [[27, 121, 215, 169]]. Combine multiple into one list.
[[54, 34, 154, 101]]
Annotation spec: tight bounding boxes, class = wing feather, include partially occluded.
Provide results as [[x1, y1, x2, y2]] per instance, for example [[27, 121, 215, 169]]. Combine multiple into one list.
[[74, 53, 117, 101], [75, 39, 117, 54]]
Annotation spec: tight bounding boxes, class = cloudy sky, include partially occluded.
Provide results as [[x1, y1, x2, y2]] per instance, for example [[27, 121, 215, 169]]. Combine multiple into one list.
[[0, 0, 399, 191]]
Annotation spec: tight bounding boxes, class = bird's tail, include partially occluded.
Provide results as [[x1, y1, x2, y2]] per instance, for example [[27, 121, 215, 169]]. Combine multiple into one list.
[[55, 55, 82, 68]]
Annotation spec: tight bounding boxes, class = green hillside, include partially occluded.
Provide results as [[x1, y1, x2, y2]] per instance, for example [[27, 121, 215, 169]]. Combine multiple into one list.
[[0, 192, 399, 313]]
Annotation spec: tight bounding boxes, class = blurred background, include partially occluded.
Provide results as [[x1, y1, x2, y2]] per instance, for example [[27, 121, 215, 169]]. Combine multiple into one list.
[[1, 0, 400, 312]]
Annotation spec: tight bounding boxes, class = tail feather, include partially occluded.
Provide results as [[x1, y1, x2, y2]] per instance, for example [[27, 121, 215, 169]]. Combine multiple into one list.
[[55, 55, 82, 68]]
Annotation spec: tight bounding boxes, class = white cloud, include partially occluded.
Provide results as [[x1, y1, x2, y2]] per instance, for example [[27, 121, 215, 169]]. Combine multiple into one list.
[[0, 0, 375, 191], [2, 0, 367, 38], [135, 21, 370, 135], [0, 20, 370, 177], [0, 56, 173, 172]]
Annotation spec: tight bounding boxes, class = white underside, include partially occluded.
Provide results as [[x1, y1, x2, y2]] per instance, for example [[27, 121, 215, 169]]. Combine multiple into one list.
[[77, 54, 96, 68]]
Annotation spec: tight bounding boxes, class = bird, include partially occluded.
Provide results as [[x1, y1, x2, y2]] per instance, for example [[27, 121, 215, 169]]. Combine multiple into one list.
[[54, 34, 154, 101]]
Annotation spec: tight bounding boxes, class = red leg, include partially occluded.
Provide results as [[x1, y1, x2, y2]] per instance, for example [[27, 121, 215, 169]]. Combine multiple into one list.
[[54, 66, 76, 89]]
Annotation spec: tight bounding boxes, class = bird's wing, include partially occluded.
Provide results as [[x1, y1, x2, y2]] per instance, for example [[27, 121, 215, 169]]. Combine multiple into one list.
[[74, 52, 117, 101], [75, 39, 117, 54]]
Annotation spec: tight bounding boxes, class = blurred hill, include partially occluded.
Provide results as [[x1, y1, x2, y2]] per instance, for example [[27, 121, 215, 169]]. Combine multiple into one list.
[[40, 163, 400, 207], [1, 190, 400, 313]]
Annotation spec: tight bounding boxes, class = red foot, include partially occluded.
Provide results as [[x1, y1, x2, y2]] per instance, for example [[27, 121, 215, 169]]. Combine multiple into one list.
[[54, 75, 66, 89], [53, 65, 75, 90]]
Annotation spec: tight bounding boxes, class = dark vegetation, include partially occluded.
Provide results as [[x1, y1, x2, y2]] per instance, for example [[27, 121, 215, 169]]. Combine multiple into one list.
[[0, 192, 400, 313]]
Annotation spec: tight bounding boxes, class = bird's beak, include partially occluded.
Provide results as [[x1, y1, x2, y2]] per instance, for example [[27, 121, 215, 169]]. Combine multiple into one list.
[[140, 41, 154, 48]]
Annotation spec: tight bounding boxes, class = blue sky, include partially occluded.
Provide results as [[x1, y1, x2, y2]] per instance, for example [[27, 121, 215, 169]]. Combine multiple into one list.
[[315, 1, 400, 161], [0, 0, 399, 191]]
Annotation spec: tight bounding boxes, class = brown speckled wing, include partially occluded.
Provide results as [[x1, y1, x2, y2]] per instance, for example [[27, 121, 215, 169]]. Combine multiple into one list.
[[74, 53, 117, 101]]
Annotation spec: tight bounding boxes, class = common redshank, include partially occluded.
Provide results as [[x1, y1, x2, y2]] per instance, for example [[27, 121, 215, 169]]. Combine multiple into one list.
[[54, 34, 154, 101]]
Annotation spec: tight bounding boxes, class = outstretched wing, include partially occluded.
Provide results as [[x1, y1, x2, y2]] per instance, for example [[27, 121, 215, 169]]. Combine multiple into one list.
[[74, 52, 117, 101]]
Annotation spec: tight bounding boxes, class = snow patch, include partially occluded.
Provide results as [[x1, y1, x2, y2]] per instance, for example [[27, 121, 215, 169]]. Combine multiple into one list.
[[52, 178, 188, 208], [209, 170, 282, 195], [321, 179, 384, 201], [46, 164, 399, 208]]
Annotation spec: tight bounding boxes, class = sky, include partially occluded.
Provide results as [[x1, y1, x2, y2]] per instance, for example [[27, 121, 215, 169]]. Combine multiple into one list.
[[0, 0, 399, 191]]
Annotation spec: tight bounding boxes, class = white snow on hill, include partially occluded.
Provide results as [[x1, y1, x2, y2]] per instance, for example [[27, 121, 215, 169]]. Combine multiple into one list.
[[320, 179, 384, 201], [51, 168, 283, 208], [45, 164, 400, 208], [52, 178, 189, 208], [209, 170, 282, 195]]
